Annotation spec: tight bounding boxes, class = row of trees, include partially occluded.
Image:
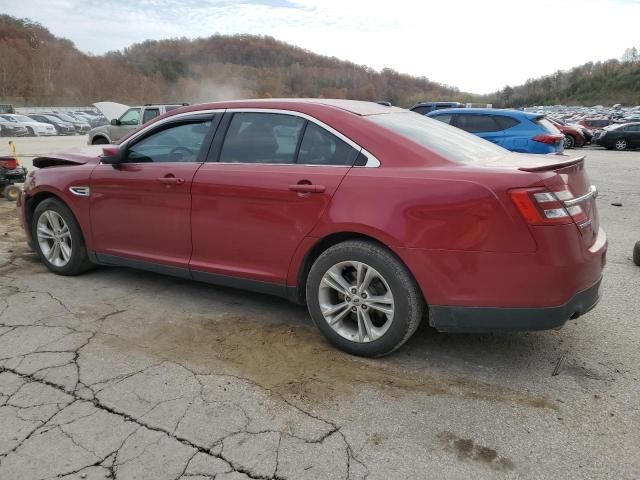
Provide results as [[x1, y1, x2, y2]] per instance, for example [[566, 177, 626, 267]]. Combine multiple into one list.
[[0, 15, 463, 107], [488, 48, 640, 107], [1, 14, 638, 108]]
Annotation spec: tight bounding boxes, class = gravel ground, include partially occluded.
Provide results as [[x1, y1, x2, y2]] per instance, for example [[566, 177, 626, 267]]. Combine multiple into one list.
[[0, 137, 639, 480]]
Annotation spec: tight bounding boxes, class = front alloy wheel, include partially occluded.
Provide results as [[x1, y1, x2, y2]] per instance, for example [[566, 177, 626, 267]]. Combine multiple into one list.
[[32, 198, 94, 275], [306, 240, 424, 357], [36, 210, 73, 267], [615, 139, 628, 151]]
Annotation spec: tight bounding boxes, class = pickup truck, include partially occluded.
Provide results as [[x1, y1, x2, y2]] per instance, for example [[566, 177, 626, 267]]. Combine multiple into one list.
[[88, 103, 188, 144]]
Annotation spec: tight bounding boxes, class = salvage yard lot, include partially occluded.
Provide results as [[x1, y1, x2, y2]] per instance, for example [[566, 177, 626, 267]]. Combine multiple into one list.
[[1, 137, 639, 479]]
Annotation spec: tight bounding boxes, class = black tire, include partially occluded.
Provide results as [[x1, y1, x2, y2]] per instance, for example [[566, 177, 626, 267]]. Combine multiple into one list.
[[614, 138, 629, 151], [306, 240, 424, 357], [2, 185, 20, 202], [26, 127, 35, 136], [92, 136, 108, 145], [31, 198, 94, 275], [563, 135, 575, 149], [634, 241, 640, 267]]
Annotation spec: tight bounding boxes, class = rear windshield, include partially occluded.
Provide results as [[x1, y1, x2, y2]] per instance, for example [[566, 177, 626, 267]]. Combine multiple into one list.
[[536, 118, 561, 134], [366, 112, 506, 164]]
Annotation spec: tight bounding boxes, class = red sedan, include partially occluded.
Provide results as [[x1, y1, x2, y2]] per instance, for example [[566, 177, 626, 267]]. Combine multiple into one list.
[[17, 100, 607, 357]]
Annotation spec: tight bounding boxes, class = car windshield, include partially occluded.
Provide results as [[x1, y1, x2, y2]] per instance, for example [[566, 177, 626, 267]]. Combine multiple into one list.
[[366, 112, 506, 164], [14, 115, 33, 122], [0, 115, 17, 122], [54, 113, 75, 121]]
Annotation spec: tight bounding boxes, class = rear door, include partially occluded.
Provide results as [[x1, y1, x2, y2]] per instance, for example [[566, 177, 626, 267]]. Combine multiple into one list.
[[624, 124, 640, 147], [90, 114, 218, 269], [190, 111, 359, 286]]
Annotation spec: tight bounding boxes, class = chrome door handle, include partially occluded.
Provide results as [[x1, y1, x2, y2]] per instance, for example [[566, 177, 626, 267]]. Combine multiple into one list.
[[288, 184, 326, 193], [158, 177, 185, 185]]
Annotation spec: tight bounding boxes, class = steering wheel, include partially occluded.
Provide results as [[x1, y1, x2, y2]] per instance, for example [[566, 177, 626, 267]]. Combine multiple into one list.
[[169, 146, 193, 161]]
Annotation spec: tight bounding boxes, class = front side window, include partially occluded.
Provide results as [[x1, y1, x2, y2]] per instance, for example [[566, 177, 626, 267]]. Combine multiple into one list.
[[297, 122, 358, 165], [219, 113, 305, 164], [119, 108, 141, 126], [126, 120, 212, 163]]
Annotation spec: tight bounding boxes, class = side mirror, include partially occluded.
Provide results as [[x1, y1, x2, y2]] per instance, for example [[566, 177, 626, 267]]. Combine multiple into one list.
[[110, 118, 121, 126], [101, 146, 123, 165]]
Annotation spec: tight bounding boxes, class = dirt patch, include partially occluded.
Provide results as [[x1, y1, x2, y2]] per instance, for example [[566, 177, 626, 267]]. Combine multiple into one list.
[[106, 313, 558, 411], [438, 431, 514, 472]]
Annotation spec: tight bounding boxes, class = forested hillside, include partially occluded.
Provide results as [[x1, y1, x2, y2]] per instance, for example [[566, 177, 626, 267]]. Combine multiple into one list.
[[488, 56, 640, 107], [0, 15, 464, 107], [1, 14, 638, 108]]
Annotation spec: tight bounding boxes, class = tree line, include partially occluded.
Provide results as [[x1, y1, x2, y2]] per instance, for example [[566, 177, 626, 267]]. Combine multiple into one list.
[[0, 15, 464, 107], [1, 14, 638, 108]]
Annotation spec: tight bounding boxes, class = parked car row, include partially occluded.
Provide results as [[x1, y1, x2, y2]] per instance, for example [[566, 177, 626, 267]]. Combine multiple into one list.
[[425, 108, 566, 154], [410, 102, 640, 152], [0, 109, 108, 137]]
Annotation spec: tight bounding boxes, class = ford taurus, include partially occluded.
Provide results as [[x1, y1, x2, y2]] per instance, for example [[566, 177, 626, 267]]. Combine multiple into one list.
[[17, 99, 607, 357]]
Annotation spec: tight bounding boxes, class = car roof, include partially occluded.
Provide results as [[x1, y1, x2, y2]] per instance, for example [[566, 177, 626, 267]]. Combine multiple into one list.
[[175, 98, 406, 117], [428, 108, 538, 118]]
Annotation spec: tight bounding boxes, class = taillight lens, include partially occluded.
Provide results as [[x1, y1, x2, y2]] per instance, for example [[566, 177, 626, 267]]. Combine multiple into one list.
[[532, 134, 564, 144], [510, 187, 586, 226]]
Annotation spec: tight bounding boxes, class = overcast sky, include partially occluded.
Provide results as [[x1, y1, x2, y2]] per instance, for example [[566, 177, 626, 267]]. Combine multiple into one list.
[[2, 0, 639, 93]]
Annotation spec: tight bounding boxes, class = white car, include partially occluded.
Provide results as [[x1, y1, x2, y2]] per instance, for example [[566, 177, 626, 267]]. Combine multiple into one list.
[[0, 114, 57, 136]]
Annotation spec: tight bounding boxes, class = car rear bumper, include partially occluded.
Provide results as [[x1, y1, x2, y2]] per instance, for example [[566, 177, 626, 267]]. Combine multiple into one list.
[[428, 276, 602, 332]]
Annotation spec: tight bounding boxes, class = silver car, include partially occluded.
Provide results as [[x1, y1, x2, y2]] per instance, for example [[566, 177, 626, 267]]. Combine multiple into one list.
[[88, 103, 187, 144]]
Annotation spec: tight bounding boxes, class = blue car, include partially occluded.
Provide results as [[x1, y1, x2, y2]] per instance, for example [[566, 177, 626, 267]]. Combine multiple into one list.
[[427, 108, 565, 154]]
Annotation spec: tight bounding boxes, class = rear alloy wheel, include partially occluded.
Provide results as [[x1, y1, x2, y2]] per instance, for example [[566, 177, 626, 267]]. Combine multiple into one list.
[[306, 240, 424, 357], [2, 184, 20, 202], [32, 198, 93, 275], [563, 135, 575, 149], [615, 139, 629, 151]]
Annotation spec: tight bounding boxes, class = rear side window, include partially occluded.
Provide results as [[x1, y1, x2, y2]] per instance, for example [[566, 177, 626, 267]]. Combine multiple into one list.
[[431, 114, 453, 125], [367, 112, 505, 164], [536, 118, 561, 134], [494, 116, 519, 130], [219, 113, 305, 164], [142, 108, 160, 124], [412, 106, 431, 115], [297, 122, 358, 165], [455, 114, 502, 133]]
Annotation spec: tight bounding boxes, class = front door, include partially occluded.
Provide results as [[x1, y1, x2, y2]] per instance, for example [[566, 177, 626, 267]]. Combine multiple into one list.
[[90, 115, 217, 269], [190, 111, 359, 286]]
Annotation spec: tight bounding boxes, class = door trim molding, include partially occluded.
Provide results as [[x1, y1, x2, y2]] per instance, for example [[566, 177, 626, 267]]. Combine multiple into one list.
[[89, 252, 297, 301]]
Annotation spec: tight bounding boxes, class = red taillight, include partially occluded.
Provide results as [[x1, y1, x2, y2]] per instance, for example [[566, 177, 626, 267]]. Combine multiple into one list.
[[532, 134, 564, 144], [510, 187, 586, 226]]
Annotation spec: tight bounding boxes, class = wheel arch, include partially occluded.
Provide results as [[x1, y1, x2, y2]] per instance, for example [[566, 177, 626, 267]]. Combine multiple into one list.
[[25, 191, 89, 248], [91, 134, 110, 144], [290, 230, 426, 306]]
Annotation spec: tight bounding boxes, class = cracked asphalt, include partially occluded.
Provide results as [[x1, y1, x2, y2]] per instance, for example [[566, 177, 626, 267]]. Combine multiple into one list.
[[1, 140, 639, 479]]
